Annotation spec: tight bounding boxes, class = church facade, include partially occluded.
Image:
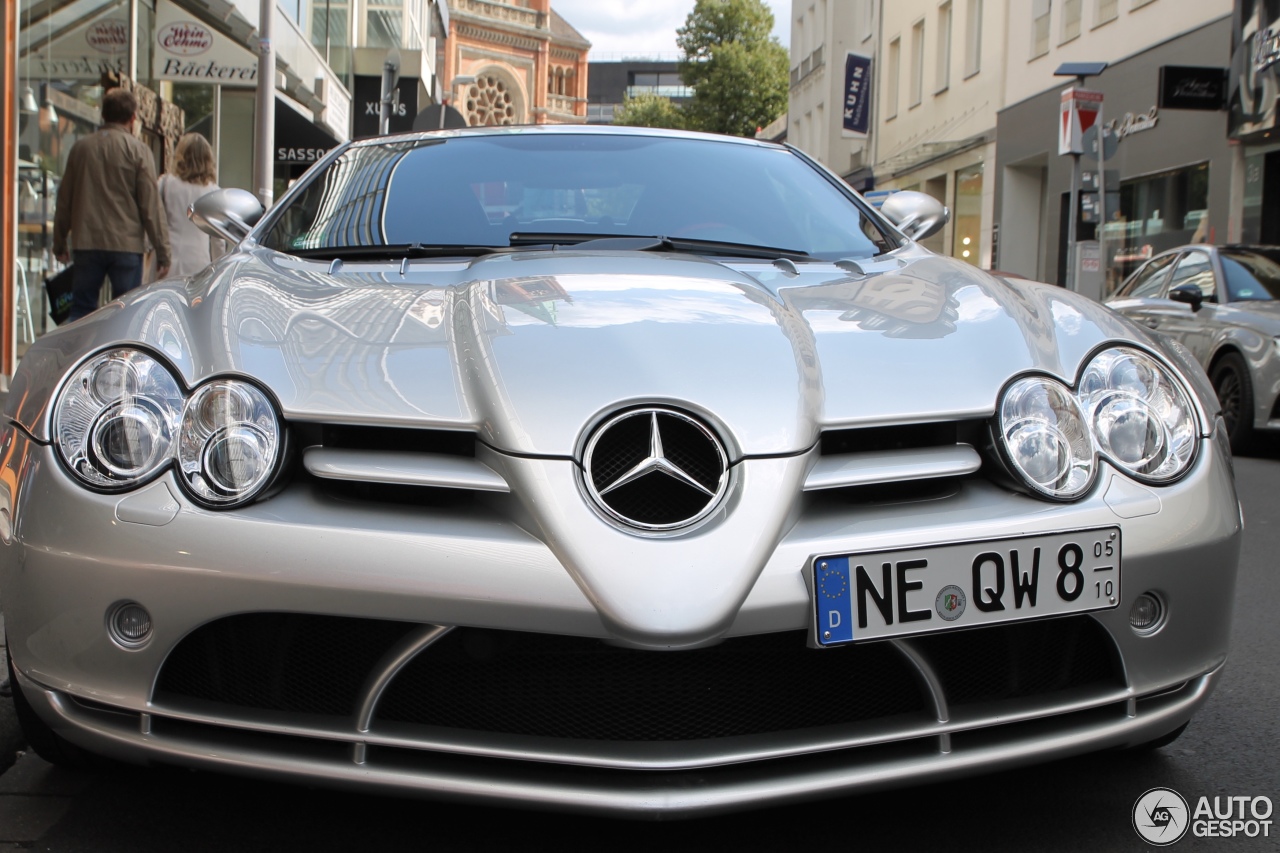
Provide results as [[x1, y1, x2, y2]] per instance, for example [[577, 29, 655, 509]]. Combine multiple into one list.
[[444, 0, 590, 126]]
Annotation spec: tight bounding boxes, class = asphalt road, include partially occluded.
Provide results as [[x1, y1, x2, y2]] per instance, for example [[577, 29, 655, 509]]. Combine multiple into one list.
[[1, 448, 1277, 851]]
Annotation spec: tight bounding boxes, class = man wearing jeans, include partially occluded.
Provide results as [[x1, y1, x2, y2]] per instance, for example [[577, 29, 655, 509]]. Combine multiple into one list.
[[53, 88, 171, 322]]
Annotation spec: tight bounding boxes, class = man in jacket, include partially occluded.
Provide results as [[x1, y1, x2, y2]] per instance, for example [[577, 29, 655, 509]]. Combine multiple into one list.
[[53, 88, 171, 322]]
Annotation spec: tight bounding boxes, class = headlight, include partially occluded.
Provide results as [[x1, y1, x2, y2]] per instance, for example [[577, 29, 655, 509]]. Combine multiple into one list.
[[54, 349, 283, 506], [178, 380, 282, 505], [1079, 347, 1197, 482], [55, 349, 184, 489], [999, 376, 1094, 499], [997, 346, 1199, 499]]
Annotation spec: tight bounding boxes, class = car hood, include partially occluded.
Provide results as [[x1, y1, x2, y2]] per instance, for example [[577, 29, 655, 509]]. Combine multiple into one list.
[[13, 246, 1149, 456]]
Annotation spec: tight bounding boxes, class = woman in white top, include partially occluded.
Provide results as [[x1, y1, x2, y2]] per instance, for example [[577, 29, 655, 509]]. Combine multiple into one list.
[[158, 132, 224, 277]]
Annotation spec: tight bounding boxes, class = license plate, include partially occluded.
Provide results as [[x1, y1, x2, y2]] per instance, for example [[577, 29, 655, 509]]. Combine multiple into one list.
[[809, 527, 1121, 646]]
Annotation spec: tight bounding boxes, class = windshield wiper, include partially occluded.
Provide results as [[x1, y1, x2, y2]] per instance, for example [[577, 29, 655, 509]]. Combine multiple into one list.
[[288, 243, 502, 260], [507, 232, 811, 261]]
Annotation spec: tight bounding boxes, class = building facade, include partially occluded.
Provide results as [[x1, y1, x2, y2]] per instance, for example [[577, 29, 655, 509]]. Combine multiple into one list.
[[586, 59, 689, 125], [872, 0, 1006, 266], [441, 0, 589, 126], [786, 0, 876, 188], [995, 0, 1232, 289]]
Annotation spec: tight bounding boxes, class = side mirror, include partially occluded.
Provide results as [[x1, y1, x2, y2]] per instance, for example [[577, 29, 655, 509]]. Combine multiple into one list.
[[1168, 283, 1204, 311], [189, 188, 266, 245], [879, 190, 950, 241]]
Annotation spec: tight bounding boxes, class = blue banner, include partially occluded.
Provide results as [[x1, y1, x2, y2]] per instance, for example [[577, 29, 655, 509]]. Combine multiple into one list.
[[842, 52, 873, 137]]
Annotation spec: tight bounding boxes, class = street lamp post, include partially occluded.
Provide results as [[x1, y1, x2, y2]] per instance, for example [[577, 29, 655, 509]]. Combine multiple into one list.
[[1054, 62, 1108, 293], [379, 48, 401, 136]]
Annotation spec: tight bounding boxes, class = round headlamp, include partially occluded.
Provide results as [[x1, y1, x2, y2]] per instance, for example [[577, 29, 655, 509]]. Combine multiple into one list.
[[54, 349, 184, 489], [178, 380, 281, 505], [1079, 347, 1197, 482], [998, 376, 1094, 499]]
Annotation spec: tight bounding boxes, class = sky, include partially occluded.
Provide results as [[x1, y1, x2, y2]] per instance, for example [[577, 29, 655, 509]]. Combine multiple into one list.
[[552, 1, 792, 59]]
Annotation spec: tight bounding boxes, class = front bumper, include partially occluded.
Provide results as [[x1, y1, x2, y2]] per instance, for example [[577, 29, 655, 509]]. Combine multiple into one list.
[[0, 426, 1241, 816]]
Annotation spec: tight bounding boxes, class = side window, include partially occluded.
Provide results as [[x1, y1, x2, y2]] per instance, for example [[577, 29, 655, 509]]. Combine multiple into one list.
[[1166, 251, 1215, 301], [1118, 253, 1178, 299]]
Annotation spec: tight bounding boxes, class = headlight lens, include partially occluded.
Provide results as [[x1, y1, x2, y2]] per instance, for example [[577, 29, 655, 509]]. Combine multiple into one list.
[[178, 380, 281, 504], [999, 377, 1094, 499], [998, 346, 1200, 499], [1079, 347, 1197, 482], [55, 349, 184, 488], [54, 349, 282, 505]]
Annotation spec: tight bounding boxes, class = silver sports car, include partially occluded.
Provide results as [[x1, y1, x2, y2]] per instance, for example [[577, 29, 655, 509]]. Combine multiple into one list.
[[1, 126, 1240, 818], [1106, 244, 1280, 452]]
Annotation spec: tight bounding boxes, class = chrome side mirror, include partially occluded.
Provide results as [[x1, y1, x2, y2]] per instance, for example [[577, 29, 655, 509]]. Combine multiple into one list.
[[879, 190, 950, 241], [189, 188, 266, 244]]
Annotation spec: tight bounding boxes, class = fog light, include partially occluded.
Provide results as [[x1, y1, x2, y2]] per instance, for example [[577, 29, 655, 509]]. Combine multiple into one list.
[[1129, 593, 1164, 634], [108, 602, 152, 648]]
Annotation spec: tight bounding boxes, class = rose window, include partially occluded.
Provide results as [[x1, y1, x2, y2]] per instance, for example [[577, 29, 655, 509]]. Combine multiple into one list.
[[466, 76, 516, 126]]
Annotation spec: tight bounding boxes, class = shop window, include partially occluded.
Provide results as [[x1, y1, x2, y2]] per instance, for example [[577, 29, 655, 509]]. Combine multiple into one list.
[[952, 163, 983, 266], [1106, 163, 1209, 283]]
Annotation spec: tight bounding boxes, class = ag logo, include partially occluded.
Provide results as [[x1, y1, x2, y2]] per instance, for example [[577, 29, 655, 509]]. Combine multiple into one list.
[[1133, 787, 1190, 846]]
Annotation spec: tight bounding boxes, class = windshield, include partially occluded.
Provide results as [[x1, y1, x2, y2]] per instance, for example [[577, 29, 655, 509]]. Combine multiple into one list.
[[1220, 248, 1280, 301], [260, 132, 896, 260]]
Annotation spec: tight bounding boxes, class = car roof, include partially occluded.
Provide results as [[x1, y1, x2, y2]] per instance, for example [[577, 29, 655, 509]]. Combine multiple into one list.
[[345, 123, 789, 152]]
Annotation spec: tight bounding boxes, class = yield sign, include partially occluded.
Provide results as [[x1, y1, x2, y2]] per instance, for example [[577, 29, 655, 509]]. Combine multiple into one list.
[[1060, 87, 1104, 155]]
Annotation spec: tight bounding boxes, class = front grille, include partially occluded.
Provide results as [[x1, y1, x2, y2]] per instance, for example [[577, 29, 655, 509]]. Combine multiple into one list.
[[375, 629, 925, 740], [154, 613, 1124, 743], [911, 615, 1124, 706], [155, 613, 414, 715]]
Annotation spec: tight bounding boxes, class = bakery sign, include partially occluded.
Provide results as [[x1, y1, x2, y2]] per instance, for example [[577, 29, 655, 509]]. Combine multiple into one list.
[[152, 0, 256, 83]]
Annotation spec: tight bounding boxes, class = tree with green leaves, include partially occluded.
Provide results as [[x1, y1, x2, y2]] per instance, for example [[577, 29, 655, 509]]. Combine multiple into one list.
[[612, 92, 686, 130], [676, 0, 788, 137]]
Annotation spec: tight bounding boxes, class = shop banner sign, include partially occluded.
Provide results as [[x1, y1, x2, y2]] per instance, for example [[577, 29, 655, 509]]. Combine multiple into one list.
[[1159, 66, 1227, 111], [153, 0, 256, 84], [31, 15, 129, 80], [841, 52, 873, 137], [352, 75, 419, 139], [1060, 87, 1103, 155]]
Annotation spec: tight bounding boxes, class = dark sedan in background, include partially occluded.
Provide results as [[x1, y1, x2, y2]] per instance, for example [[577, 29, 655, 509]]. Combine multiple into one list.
[[1107, 244, 1280, 450]]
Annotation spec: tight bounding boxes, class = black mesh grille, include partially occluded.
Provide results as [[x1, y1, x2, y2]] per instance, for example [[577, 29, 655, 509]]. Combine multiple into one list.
[[375, 629, 926, 740], [910, 615, 1123, 706], [586, 409, 725, 527], [153, 613, 1125, 744], [155, 613, 415, 716]]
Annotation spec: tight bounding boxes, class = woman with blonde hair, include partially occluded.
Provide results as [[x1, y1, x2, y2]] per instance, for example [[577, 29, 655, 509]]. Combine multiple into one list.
[[157, 132, 224, 277]]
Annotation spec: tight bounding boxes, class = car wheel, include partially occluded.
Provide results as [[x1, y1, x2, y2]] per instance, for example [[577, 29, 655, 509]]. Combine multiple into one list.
[[1129, 721, 1190, 751], [1210, 352, 1254, 453], [6, 649, 98, 768]]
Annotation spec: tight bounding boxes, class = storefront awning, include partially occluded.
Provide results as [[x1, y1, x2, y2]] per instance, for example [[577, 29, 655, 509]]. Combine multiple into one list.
[[275, 97, 341, 165]]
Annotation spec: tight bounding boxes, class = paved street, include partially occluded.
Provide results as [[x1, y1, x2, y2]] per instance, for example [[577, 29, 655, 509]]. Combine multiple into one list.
[[0, 445, 1276, 851]]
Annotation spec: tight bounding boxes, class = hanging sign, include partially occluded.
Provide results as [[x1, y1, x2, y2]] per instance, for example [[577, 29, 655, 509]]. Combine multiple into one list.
[[1059, 87, 1103, 155], [152, 0, 257, 83], [841, 52, 873, 138]]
